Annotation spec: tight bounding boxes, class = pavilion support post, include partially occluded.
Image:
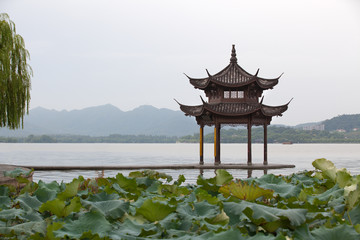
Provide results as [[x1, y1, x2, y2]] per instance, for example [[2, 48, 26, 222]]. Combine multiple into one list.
[[199, 125, 204, 165], [247, 117, 252, 165], [214, 123, 221, 165], [264, 123, 268, 165]]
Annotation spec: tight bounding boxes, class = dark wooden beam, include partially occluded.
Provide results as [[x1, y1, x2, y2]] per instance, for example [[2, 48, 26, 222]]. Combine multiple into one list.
[[247, 116, 252, 164], [214, 123, 221, 164], [200, 125, 204, 165], [264, 123, 268, 165]]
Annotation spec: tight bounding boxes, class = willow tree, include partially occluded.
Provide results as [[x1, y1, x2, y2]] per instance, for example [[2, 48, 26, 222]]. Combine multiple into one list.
[[0, 13, 32, 129]]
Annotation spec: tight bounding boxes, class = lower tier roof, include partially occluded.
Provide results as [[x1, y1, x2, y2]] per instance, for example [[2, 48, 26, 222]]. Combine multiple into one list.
[[176, 100, 290, 118]]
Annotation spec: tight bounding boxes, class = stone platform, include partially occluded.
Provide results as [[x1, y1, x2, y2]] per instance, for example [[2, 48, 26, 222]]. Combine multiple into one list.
[[0, 164, 33, 186], [17, 163, 295, 171]]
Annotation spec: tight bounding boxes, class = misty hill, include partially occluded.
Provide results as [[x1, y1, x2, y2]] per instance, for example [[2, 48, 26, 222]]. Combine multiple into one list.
[[1, 104, 359, 138], [0, 104, 199, 137], [323, 114, 360, 132]]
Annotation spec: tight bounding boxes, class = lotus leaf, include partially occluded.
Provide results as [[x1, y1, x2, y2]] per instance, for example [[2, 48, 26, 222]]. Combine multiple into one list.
[[81, 199, 129, 220], [0, 221, 46, 237], [223, 201, 307, 228], [53, 210, 112, 239], [136, 199, 176, 222], [3, 168, 33, 178], [219, 181, 274, 201], [39, 196, 81, 218], [310, 224, 360, 240], [57, 178, 81, 200]]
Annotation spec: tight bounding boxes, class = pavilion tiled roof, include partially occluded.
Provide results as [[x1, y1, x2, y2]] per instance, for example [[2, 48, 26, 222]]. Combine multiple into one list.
[[177, 99, 290, 118], [186, 45, 281, 90]]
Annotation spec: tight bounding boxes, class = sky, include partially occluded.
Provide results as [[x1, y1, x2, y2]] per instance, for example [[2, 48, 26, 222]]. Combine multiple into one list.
[[2, 0, 360, 126]]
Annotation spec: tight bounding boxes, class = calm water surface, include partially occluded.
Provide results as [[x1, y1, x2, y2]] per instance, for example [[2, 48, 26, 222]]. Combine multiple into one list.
[[0, 143, 359, 183]]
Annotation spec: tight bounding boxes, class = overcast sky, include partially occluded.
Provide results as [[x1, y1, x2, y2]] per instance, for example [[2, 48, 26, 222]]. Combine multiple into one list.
[[2, 0, 360, 125]]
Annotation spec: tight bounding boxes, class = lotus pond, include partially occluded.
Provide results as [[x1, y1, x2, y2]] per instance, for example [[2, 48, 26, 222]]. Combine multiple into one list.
[[0, 158, 360, 239]]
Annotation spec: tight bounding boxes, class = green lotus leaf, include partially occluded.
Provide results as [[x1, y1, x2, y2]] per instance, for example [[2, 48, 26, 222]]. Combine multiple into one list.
[[0, 196, 11, 209], [346, 204, 360, 225], [109, 218, 157, 237], [174, 174, 186, 186], [310, 224, 359, 240], [219, 181, 274, 201], [96, 177, 111, 188], [57, 178, 81, 200], [53, 210, 112, 239], [215, 169, 233, 185], [33, 187, 58, 203], [223, 201, 307, 228], [346, 183, 360, 210], [259, 182, 301, 199], [39, 196, 81, 218], [136, 199, 176, 222], [81, 199, 129, 220], [206, 228, 243, 240], [293, 224, 316, 240], [113, 173, 139, 195], [158, 184, 190, 198], [195, 188, 219, 204], [245, 232, 286, 240], [206, 210, 229, 225], [158, 212, 180, 230], [0, 208, 24, 221], [313, 158, 338, 183], [129, 170, 173, 182], [3, 168, 33, 178], [256, 174, 283, 184], [288, 171, 318, 186], [254, 174, 304, 198], [336, 169, 353, 188], [307, 184, 344, 205], [177, 201, 219, 220], [197, 175, 219, 194], [33, 181, 60, 203], [0, 221, 46, 237], [17, 192, 43, 211], [0, 186, 9, 196], [86, 191, 119, 202], [135, 177, 156, 188]]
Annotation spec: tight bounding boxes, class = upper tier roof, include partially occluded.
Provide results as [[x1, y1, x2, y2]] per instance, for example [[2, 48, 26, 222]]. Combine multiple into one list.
[[186, 45, 281, 90]]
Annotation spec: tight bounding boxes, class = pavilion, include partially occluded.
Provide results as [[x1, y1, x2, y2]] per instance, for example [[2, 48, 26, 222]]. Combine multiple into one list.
[[176, 45, 291, 165]]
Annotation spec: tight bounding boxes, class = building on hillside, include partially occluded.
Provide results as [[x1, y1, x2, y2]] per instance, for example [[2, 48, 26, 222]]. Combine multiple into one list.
[[302, 124, 325, 131], [176, 45, 292, 165]]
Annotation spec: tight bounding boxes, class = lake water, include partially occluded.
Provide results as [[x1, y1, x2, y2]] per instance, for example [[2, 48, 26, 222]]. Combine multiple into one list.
[[0, 143, 359, 183]]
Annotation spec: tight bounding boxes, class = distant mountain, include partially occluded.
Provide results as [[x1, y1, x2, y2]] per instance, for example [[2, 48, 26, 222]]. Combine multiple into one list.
[[323, 114, 360, 132], [1, 105, 358, 137], [0, 104, 199, 137]]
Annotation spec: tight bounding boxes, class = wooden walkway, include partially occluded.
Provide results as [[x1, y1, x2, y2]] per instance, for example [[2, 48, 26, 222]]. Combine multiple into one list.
[[16, 163, 295, 171]]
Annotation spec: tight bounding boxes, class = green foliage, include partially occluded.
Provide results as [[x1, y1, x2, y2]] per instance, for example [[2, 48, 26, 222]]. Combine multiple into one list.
[[179, 126, 360, 143], [1, 159, 360, 239], [0, 13, 32, 129]]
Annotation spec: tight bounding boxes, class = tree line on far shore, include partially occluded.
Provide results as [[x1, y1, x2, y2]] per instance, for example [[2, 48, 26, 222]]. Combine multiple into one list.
[[1, 126, 360, 143]]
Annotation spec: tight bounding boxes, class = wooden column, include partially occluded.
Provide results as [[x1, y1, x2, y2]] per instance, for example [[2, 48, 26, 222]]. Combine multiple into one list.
[[264, 123, 268, 165], [247, 117, 252, 165], [214, 123, 221, 164], [199, 125, 204, 165]]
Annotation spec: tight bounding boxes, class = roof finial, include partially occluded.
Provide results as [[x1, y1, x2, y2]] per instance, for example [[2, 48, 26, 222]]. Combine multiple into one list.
[[230, 44, 237, 63]]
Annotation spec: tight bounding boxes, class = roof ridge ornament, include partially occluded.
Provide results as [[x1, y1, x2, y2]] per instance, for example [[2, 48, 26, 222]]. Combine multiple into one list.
[[200, 95, 207, 104], [205, 69, 212, 77], [230, 44, 237, 63]]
